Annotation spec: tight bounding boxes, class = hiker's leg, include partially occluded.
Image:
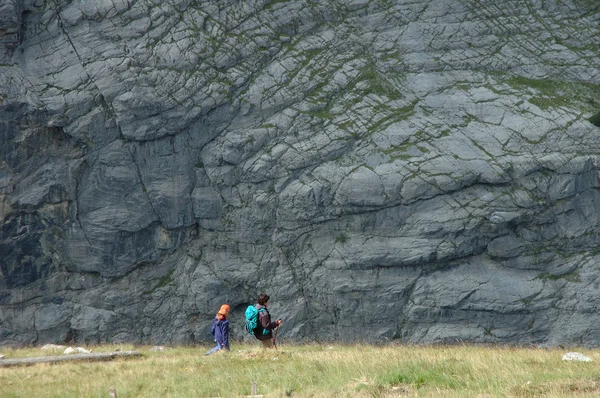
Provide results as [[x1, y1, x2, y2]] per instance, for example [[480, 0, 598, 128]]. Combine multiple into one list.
[[261, 339, 274, 349], [206, 343, 222, 355]]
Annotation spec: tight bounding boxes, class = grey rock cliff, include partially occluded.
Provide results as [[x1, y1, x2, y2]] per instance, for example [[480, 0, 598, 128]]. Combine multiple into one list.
[[1, 0, 600, 346]]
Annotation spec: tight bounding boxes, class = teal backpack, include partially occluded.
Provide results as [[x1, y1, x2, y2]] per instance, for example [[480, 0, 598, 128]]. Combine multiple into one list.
[[244, 305, 266, 335]]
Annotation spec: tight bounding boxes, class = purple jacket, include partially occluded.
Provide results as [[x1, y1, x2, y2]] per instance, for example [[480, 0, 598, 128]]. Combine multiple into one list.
[[210, 317, 230, 349]]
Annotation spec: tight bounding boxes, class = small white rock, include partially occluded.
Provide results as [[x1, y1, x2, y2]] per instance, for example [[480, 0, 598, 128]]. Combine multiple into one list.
[[489, 213, 505, 224], [75, 347, 92, 354], [562, 352, 592, 362], [64, 347, 77, 354], [42, 344, 67, 351]]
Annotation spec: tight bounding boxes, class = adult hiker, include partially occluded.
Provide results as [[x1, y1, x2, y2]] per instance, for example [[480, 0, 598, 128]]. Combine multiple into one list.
[[249, 293, 281, 348], [206, 304, 230, 355]]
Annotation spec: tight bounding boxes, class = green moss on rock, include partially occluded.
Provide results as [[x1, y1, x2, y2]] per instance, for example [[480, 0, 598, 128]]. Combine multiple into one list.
[[589, 111, 600, 127]]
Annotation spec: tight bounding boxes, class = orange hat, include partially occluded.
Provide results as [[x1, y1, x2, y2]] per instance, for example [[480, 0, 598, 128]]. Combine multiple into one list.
[[218, 304, 230, 316]]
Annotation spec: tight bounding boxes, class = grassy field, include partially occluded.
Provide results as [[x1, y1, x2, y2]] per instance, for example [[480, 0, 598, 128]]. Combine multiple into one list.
[[1, 343, 600, 397]]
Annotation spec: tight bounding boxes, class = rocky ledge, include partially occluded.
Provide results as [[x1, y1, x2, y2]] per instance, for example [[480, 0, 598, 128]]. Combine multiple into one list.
[[1, 0, 600, 346]]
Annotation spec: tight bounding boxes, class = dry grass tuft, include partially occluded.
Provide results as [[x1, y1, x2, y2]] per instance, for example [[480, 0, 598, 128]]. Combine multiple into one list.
[[1, 343, 600, 397]]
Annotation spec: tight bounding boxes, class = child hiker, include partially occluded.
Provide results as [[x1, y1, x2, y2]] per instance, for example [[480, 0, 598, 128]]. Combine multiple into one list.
[[206, 304, 230, 355]]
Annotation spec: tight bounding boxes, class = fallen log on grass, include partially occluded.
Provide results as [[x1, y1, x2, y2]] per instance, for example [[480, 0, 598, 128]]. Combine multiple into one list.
[[0, 351, 142, 367]]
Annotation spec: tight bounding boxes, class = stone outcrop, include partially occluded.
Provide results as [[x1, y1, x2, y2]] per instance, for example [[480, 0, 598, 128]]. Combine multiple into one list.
[[1, 0, 600, 346], [562, 352, 592, 362]]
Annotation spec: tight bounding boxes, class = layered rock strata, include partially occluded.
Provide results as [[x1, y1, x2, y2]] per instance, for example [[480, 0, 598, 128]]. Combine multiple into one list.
[[1, 0, 600, 346]]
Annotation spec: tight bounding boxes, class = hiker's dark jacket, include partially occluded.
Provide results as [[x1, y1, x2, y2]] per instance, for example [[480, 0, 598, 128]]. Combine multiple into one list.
[[211, 316, 230, 349], [253, 304, 278, 341]]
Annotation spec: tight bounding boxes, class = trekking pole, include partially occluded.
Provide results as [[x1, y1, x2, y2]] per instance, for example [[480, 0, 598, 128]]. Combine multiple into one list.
[[273, 325, 280, 350]]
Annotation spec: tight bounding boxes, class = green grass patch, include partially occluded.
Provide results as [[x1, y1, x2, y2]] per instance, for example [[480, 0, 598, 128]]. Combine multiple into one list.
[[505, 76, 600, 112], [335, 232, 348, 244], [306, 108, 335, 120], [2, 344, 600, 397], [382, 359, 473, 389], [589, 111, 600, 127], [358, 63, 403, 100], [537, 271, 581, 283], [143, 270, 175, 294], [366, 99, 418, 135], [263, 0, 289, 11]]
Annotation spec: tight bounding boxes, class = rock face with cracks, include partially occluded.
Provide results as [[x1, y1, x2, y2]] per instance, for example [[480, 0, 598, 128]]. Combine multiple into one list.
[[1, 0, 600, 346]]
